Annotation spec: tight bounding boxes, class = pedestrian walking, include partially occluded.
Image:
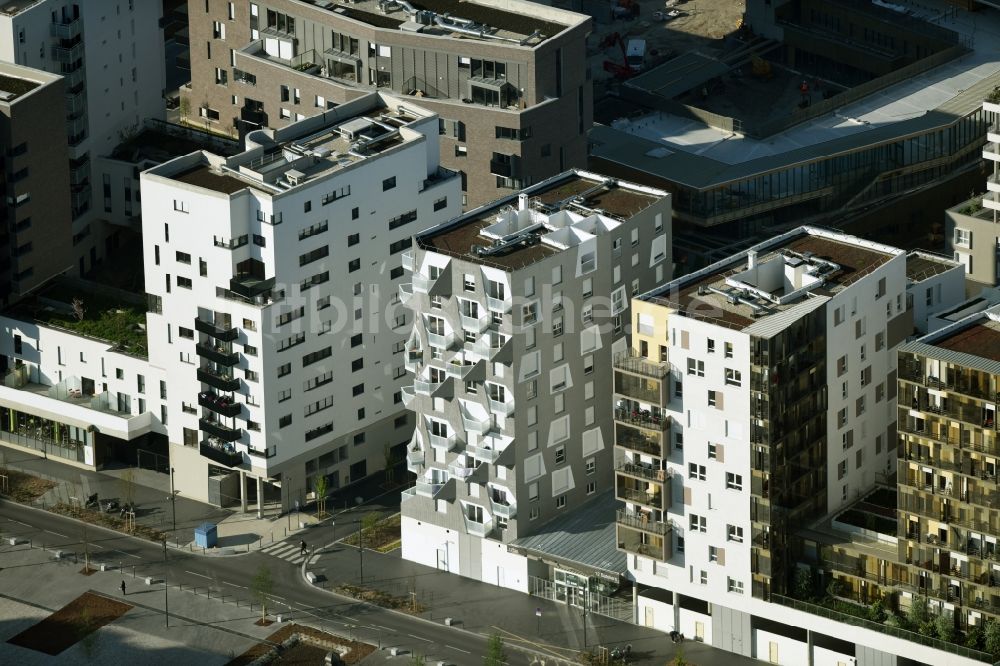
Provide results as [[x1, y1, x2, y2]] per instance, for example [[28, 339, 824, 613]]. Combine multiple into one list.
[[300, 540, 307, 556], [120, 580, 126, 596]]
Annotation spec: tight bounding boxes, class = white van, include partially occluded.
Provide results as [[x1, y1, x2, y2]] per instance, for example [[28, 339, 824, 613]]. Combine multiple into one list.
[[626, 39, 646, 72]]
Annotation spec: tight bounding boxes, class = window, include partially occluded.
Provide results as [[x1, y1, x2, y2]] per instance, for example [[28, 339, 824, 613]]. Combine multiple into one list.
[[586, 481, 596, 494], [724, 342, 733, 358], [586, 459, 596, 475], [725, 369, 742, 386], [709, 546, 720, 563], [727, 525, 744, 542], [178, 326, 194, 339], [688, 463, 706, 480], [955, 228, 971, 247], [726, 473, 743, 491], [727, 578, 744, 595], [708, 390, 717, 407], [837, 355, 848, 376], [687, 359, 705, 376], [555, 447, 565, 464], [837, 460, 848, 480], [348, 259, 360, 272], [837, 407, 848, 429], [173, 199, 189, 213], [689, 514, 707, 532], [177, 276, 192, 289], [382, 176, 396, 191], [279, 414, 292, 428], [434, 197, 448, 212], [556, 496, 566, 509], [708, 443, 718, 459], [352, 384, 364, 396], [277, 363, 291, 377], [175, 251, 191, 264], [707, 339, 715, 353]]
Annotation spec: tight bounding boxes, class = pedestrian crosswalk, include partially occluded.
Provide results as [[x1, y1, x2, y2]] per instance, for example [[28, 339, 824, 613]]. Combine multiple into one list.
[[259, 540, 320, 566]]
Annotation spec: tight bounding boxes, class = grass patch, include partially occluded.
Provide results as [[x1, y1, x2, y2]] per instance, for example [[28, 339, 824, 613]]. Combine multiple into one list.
[[0, 469, 56, 502], [7, 591, 131, 656], [49, 502, 167, 544], [34, 284, 147, 356], [334, 583, 426, 614], [342, 513, 400, 551], [226, 623, 375, 666]]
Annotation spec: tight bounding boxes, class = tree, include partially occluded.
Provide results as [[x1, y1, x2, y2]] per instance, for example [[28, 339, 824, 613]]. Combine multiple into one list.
[[867, 598, 887, 624], [71, 298, 86, 322], [792, 566, 813, 600], [986, 619, 1000, 657], [251, 564, 273, 622], [179, 97, 191, 120], [966, 624, 985, 650], [82, 524, 91, 572], [120, 469, 136, 507], [314, 475, 328, 519], [907, 595, 930, 629], [384, 445, 396, 486], [483, 632, 506, 666], [936, 611, 955, 643], [362, 511, 381, 544], [410, 654, 426, 666]]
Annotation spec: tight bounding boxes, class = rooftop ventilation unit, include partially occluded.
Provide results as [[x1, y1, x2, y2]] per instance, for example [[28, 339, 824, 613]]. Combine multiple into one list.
[[697, 285, 710, 296], [285, 169, 305, 186]]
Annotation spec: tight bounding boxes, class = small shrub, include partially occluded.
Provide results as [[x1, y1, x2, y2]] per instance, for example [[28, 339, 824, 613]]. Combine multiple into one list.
[[868, 598, 887, 623], [936, 611, 955, 643]]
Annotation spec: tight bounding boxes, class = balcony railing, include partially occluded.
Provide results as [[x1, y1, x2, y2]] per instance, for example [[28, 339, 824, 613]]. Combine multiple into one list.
[[429, 432, 459, 451], [487, 295, 511, 313], [492, 499, 517, 519], [51, 17, 82, 39], [195, 317, 238, 342], [614, 408, 669, 431], [614, 350, 669, 378], [616, 461, 669, 482], [198, 391, 241, 418], [461, 311, 490, 333], [399, 283, 414, 305], [427, 330, 458, 350], [616, 509, 671, 535], [489, 398, 515, 416], [402, 251, 414, 272], [196, 342, 239, 366], [199, 417, 241, 442], [401, 386, 416, 408], [197, 367, 240, 392], [407, 447, 424, 467], [199, 440, 243, 467], [415, 480, 446, 498], [615, 422, 667, 457], [617, 485, 666, 510], [467, 442, 503, 463]]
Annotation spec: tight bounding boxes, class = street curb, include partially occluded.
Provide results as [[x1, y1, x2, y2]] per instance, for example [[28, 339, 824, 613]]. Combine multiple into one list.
[[299, 545, 576, 665]]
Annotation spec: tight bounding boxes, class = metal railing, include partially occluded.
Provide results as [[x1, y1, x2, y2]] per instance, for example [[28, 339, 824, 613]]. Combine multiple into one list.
[[616, 509, 670, 535]]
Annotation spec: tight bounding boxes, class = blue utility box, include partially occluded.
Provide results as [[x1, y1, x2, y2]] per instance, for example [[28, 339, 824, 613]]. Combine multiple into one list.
[[194, 522, 217, 548]]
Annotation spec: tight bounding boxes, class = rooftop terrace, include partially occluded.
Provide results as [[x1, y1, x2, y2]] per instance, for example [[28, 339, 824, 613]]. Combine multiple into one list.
[[417, 171, 665, 270], [0, 73, 40, 102], [109, 120, 240, 164], [299, 0, 571, 44], [643, 227, 900, 330]]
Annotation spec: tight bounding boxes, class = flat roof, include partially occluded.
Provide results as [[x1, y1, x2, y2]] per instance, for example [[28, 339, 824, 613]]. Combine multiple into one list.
[[109, 122, 240, 163], [0, 0, 44, 16], [592, 0, 1000, 188], [149, 91, 431, 197], [417, 170, 665, 270], [906, 251, 960, 282], [299, 0, 576, 44], [0, 73, 39, 102], [511, 490, 625, 578], [935, 319, 1000, 363], [642, 227, 901, 331]]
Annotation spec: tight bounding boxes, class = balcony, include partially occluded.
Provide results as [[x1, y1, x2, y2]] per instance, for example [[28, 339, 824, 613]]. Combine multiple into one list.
[[51, 17, 82, 39], [407, 447, 425, 467], [464, 517, 490, 537], [198, 391, 241, 418], [487, 295, 512, 313], [229, 275, 275, 300], [429, 432, 460, 452], [617, 509, 672, 536], [415, 477, 451, 499], [617, 461, 669, 483], [616, 474, 670, 511], [614, 420, 668, 457], [51, 40, 84, 63], [405, 348, 423, 374], [617, 519, 671, 561], [461, 311, 490, 334], [614, 350, 669, 379], [197, 367, 240, 392], [415, 376, 453, 399], [489, 397, 515, 416], [491, 496, 517, 519], [427, 330, 459, 350], [196, 342, 239, 366], [446, 358, 483, 381], [614, 368, 668, 406], [199, 440, 243, 467], [401, 386, 416, 408], [195, 317, 238, 342], [402, 251, 414, 272], [472, 335, 512, 365], [614, 408, 669, 431], [199, 417, 241, 442], [449, 458, 480, 480], [399, 282, 415, 305]]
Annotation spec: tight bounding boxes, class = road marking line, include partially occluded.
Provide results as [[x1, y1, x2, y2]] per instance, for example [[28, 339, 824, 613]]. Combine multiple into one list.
[[222, 581, 248, 589], [407, 634, 432, 642], [44, 530, 68, 538], [185, 570, 211, 579], [446, 645, 471, 654], [13, 520, 30, 527], [89, 543, 104, 549], [113, 549, 142, 560]]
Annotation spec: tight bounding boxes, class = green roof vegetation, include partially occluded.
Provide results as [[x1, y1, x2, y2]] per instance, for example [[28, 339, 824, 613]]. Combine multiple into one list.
[[33, 283, 148, 357]]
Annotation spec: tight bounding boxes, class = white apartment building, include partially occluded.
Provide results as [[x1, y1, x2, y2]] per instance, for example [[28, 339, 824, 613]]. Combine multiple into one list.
[[905, 251, 965, 337], [399, 170, 671, 589], [138, 91, 461, 508], [611, 227, 982, 665], [0, 0, 165, 273]]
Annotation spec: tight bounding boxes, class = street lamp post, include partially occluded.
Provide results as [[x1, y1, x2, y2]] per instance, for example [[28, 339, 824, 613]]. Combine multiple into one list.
[[359, 524, 364, 584], [582, 578, 589, 649], [286, 475, 292, 530], [169, 467, 177, 533]]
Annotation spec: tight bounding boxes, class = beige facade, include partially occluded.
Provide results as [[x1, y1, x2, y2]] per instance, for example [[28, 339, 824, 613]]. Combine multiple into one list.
[[184, 0, 591, 208]]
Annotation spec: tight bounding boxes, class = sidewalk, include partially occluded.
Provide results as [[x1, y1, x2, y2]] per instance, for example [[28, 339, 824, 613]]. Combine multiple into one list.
[[0, 447, 317, 556]]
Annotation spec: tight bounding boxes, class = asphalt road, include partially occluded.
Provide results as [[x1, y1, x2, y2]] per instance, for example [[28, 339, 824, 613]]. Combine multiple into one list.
[[0, 499, 558, 666]]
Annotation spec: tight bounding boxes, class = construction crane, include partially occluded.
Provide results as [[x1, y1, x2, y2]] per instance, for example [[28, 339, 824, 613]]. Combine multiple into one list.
[[601, 31, 635, 80]]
